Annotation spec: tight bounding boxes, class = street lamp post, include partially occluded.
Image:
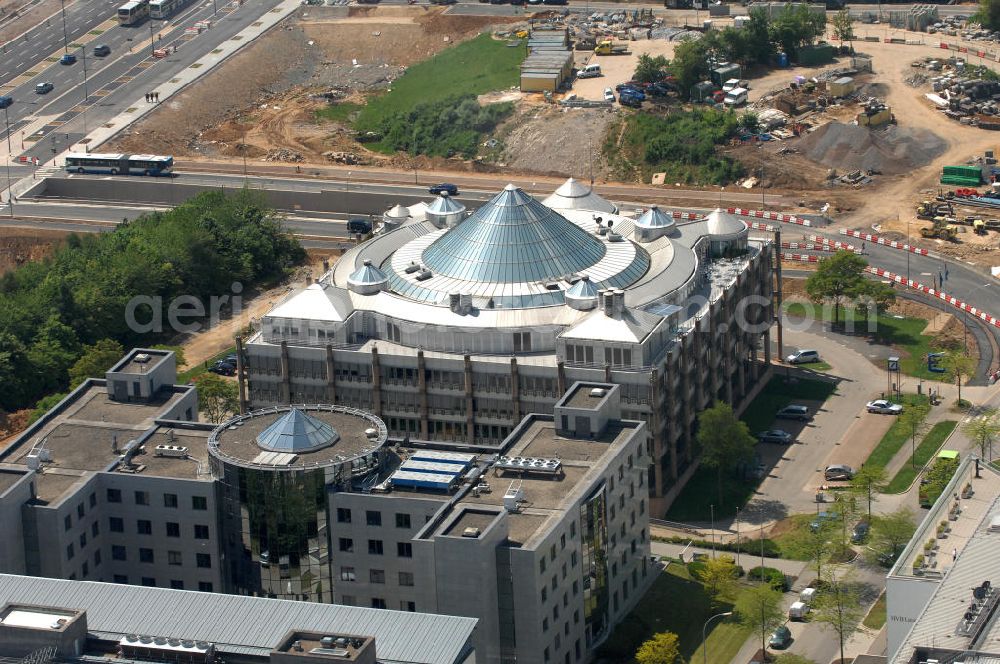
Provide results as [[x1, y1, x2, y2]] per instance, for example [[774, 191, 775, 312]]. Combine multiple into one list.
[[59, 0, 69, 53], [2, 104, 11, 154], [963, 283, 992, 354], [702, 611, 733, 664], [149, 23, 156, 56]]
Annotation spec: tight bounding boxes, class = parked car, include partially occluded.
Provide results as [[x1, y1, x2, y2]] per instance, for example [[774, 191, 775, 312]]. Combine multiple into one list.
[[35, 82, 54, 94], [577, 63, 602, 79], [209, 361, 236, 376], [825, 464, 855, 481], [851, 520, 870, 543], [59, 53, 77, 65], [428, 183, 459, 196], [786, 349, 820, 364], [776, 404, 810, 421], [346, 217, 372, 235], [867, 399, 904, 415], [788, 601, 810, 620], [603, 87, 615, 102], [757, 429, 793, 444], [93, 44, 111, 57], [619, 93, 642, 108], [810, 511, 837, 532], [0, 95, 11, 109], [768, 625, 792, 649]]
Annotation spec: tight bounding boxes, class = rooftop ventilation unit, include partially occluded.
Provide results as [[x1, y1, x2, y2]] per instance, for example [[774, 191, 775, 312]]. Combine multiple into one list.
[[416, 269, 433, 281], [495, 456, 563, 475], [589, 387, 607, 398], [503, 480, 524, 513], [404, 262, 421, 274], [365, 428, 379, 439], [134, 353, 152, 363], [462, 527, 481, 538], [154, 445, 189, 458], [320, 636, 335, 648]]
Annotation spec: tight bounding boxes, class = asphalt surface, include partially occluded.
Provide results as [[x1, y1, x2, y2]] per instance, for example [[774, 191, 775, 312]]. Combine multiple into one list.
[[0, 0, 283, 162]]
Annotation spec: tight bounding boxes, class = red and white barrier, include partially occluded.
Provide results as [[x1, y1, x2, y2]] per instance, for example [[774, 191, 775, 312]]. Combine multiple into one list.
[[840, 229, 931, 256], [669, 211, 701, 221], [780, 242, 838, 252], [749, 221, 776, 232], [866, 266, 1000, 329], [780, 252, 821, 263], [729, 208, 812, 227], [807, 235, 858, 253]]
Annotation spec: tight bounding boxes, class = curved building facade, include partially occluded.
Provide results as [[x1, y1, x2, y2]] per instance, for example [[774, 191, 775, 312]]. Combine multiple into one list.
[[209, 406, 388, 602], [244, 183, 773, 516]]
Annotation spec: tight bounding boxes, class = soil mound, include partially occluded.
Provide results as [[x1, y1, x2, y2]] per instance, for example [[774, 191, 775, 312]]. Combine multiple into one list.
[[798, 122, 947, 175]]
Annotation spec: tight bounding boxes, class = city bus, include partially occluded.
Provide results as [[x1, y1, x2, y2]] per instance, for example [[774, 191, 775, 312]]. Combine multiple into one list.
[[150, 0, 191, 19], [117, 0, 150, 25], [65, 153, 174, 176]]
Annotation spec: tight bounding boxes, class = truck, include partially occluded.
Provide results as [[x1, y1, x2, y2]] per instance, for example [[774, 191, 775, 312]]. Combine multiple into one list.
[[594, 40, 631, 56], [723, 87, 748, 107]]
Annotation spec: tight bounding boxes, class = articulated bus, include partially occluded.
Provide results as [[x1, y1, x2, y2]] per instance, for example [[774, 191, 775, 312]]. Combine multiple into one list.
[[117, 0, 150, 25], [65, 153, 174, 176], [150, 0, 191, 19]]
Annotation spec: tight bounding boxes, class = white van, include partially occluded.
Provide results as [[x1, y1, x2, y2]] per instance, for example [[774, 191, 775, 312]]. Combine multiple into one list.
[[800, 587, 817, 604], [577, 63, 602, 79], [789, 601, 810, 620], [724, 87, 748, 106], [786, 349, 820, 364], [722, 78, 741, 92]]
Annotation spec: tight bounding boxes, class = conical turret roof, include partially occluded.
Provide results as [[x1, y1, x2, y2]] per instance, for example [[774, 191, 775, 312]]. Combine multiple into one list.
[[634, 205, 676, 230], [422, 184, 607, 283], [385, 204, 410, 219], [426, 193, 466, 215], [255, 408, 340, 453], [705, 208, 748, 238], [543, 177, 617, 214], [348, 259, 388, 288]]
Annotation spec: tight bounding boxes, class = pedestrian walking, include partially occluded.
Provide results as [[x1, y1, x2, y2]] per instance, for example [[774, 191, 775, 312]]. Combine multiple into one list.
[[953, 547, 958, 562], [861, 241, 866, 253], [144, 93, 148, 102], [155, 92, 160, 102]]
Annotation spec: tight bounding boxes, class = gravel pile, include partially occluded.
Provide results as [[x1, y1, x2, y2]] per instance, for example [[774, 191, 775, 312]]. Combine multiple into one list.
[[798, 122, 947, 175]]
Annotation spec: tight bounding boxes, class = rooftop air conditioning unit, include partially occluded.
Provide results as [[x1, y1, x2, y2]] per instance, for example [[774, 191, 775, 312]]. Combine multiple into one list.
[[320, 636, 335, 648], [154, 445, 189, 458], [134, 353, 151, 363], [404, 262, 421, 274], [365, 428, 378, 439], [462, 527, 481, 538], [589, 388, 607, 398], [416, 269, 432, 281]]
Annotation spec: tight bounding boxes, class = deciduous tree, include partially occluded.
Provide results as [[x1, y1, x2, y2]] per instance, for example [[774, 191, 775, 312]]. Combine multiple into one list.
[[805, 250, 869, 325], [696, 554, 739, 607], [69, 339, 125, 388], [941, 350, 976, 405], [193, 373, 239, 424], [865, 508, 916, 567], [850, 465, 887, 520], [963, 407, 1000, 461], [634, 54, 671, 84], [635, 631, 682, 664], [831, 9, 855, 46], [813, 573, 864, 664], [735, 582, 784, 656], [696, 401, 755, 508]]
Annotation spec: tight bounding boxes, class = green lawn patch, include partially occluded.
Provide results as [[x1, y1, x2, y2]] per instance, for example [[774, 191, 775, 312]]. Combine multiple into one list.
[[355, 33, 524, 134], [886, 421, 958, 493], [865, 395, 931, 469], [741, 374, 837, 434], [797, 359, 832, 372], [316, 102, 362, 123], [177, 346, 235, 384], [769, 514, 817, 561], [598, 561, 751, 663], [863, 591, 887, 630]]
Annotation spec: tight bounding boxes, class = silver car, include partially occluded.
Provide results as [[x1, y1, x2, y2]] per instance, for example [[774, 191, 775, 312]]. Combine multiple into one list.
[[867, 399, 903, 415]]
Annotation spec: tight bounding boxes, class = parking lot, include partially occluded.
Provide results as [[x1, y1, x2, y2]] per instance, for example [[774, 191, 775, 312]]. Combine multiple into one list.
[[570, 39, 678, 101]]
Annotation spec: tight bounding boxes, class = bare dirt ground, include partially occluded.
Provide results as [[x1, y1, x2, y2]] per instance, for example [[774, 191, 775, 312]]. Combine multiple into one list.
[[108, 7, 524, 166], [499, 105, 615, 179], [0, 228, 66, 273]]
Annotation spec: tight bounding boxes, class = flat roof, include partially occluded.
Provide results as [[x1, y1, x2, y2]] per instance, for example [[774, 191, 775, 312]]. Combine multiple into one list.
[[442, 508, 502, 538], [209, 407, 386, 469], [563, 384, 609, 410], [0, 574, 476, 664], [0, 469, 28, 496], [109, 348, 171, 375]]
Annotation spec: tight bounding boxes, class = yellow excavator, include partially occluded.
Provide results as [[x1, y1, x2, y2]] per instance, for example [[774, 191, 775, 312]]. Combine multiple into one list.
[[916, 200, 954, 220]]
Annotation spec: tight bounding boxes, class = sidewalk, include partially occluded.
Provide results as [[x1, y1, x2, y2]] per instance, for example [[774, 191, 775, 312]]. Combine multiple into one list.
[[650, 541, 808, 580]]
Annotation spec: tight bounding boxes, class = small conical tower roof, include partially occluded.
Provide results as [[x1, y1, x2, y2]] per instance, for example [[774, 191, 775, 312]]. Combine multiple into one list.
[[347, 259, 388, 294], [634, 205, 676, 230], [705, 208, 748, 239], [543, 177, 617, 214], [255, 408, 340, 453], [564, 275, 600, 310]]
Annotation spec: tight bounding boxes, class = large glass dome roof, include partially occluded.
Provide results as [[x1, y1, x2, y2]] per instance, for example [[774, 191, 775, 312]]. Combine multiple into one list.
[[255, 408, 340, 453], [421, 184, 607, 283]]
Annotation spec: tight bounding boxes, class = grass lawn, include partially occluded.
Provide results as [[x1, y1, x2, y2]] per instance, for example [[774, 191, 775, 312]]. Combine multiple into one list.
[[885, 420, 958, 493], [666, 376, 837, 521], [354, 33, 524, 132], [177, 346, 236, 384], [598, 562, 752, 663], [863, 592, 887, 630], [769, 514, 817, 561], [315, 102, 362, 123], [864, 395, 931, 469], [784, 302, 939, 380], [797, 359, 832, 372]]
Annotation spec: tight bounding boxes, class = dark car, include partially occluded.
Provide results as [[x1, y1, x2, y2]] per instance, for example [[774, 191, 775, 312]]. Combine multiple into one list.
[[757, 429, 793, 444], [619, 94, 642, 108], [93, 44, 111, 57], [59, 53, 77, 65], [851, 520, 870, 543], [768, 625, 792, 649], [224, 354, 239, 365], [0, 96, 11, 109], [209, 361, 236, 376], [776, 404, 810, 421], [429, 183, 459, 196], [346, 217, 372, 235]]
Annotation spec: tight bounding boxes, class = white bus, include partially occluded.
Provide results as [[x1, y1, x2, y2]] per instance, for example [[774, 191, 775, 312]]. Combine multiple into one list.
[[65, 153, 174, 176], [117, 0, 150, 25], [150, 0, 190, 19]]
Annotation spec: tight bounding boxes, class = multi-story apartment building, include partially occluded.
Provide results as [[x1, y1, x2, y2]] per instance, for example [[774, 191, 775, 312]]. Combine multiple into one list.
[[0, 345, 649, 664], [241, 181, 775, 514]]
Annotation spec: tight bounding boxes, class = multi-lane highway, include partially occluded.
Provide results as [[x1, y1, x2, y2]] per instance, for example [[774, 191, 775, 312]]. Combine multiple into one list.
[[0, 0, 284, 163]]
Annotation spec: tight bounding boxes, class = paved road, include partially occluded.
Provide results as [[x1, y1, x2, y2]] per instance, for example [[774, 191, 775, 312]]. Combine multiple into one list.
[[1, 0, 121, 82], [1, 0, 283, 163]]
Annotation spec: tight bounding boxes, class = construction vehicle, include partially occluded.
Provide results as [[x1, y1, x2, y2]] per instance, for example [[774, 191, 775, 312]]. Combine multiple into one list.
[[920, 217, 959, 240], [974, 219, 987, 235], [916, 200, 954, 220], [595, 40, 631, 56]]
